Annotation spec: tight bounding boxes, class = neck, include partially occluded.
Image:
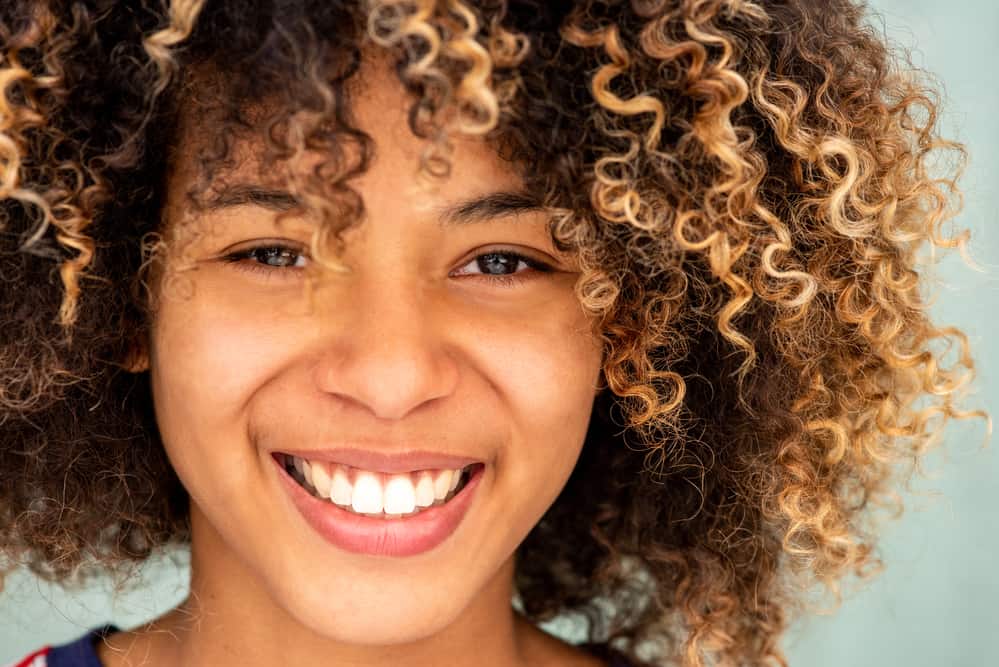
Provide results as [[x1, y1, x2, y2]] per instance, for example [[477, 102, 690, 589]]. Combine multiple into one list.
[[98, 502, 546, 667]]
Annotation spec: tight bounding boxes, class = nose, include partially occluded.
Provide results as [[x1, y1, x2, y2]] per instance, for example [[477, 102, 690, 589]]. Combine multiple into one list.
[[311, 277, 460, 422]]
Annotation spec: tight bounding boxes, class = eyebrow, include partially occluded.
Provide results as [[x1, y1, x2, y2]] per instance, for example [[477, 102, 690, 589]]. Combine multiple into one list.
[[203, 185, 546, 227], [434, 190, 545, 227], [204, 185, 300, 212]]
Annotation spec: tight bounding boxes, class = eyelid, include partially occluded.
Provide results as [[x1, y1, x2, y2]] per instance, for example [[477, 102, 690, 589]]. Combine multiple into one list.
[[462, 242, 558, 266], [456, 248, 549, 269], [218, 238, 309, 256]]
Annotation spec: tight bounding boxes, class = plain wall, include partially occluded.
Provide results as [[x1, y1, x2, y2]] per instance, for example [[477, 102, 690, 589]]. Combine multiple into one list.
[[2, 1, 996, 664]]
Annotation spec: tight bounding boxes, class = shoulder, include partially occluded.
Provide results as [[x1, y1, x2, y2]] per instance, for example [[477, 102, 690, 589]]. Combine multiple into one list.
[[4, 625, 119, 667]]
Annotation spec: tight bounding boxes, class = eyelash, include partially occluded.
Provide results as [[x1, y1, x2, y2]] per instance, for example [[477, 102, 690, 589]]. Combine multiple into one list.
[[221, 244, 554, 287]]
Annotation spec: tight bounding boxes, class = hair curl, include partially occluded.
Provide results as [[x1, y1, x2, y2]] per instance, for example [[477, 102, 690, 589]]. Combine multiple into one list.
[[0, 1, 990, 666]]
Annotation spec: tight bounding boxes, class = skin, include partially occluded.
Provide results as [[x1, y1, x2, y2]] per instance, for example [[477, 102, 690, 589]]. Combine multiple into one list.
[[97, 52, 607, 666]]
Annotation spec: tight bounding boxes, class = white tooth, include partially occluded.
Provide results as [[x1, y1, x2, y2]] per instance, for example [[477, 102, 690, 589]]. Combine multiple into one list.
[[293, 456, 305, 476], [433, 470, 453, 500], [330, 465, 352, 506], [383, 475, 416, 514], [310, 461, 332, 498], [414, 471, 435, 507], [351, 471, 383, 514], [302, 459, 314, 487], [448, 467, 462, 492]]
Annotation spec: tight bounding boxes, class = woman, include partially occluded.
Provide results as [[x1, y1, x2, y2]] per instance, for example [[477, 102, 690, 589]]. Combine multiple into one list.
[[1, 1, 988, 666]]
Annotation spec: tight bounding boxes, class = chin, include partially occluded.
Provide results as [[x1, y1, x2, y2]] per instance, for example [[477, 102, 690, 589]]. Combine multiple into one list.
[[277, 576, 469, 646]]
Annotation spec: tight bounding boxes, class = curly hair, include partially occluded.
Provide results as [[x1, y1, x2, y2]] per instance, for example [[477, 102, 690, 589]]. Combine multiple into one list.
[[0, 1, 990, 665]]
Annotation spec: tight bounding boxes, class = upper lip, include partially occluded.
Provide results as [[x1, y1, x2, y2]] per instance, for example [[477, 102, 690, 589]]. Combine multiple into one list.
[[278, 448, 484, 474]]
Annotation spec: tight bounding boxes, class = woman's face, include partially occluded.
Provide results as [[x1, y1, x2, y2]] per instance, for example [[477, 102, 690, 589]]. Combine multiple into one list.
[[147, 54, 604, 649]]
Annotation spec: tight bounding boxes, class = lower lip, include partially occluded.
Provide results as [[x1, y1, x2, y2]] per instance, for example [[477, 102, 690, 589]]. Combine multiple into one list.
[[273, 454, 484, 558]]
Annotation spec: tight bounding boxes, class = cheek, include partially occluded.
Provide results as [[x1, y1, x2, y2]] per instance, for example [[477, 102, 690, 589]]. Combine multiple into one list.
[[501, 337, 599, 449], [480, 295, 601, 431], [471, 301, 602, 526], [148, 285, 306, 479]]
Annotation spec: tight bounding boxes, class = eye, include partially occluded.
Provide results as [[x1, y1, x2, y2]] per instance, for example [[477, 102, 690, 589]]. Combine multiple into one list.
[[452, 250, 554, 287], [222, 243, 308, 277], [220, 244, 554, 287]]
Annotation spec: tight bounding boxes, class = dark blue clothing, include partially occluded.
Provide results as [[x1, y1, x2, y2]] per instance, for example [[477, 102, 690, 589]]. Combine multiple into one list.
[[47, 625, 117, 667], [6, 625, 118, 667]]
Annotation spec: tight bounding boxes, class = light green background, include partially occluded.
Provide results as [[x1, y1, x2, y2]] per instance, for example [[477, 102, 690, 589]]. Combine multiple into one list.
[[2, 1, 996, 664]]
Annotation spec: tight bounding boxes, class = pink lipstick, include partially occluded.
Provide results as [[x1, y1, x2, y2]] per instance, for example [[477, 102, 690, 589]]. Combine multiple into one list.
[[273, 453, 484, 557]]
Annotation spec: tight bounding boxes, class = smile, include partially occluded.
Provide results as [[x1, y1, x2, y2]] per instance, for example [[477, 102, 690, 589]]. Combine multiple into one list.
[[273, 453, 485, 557], [282, 453, 475, 518]]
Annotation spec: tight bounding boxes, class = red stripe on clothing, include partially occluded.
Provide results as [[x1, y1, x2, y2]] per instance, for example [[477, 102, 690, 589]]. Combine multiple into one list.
[[12, 646, 50, 667]]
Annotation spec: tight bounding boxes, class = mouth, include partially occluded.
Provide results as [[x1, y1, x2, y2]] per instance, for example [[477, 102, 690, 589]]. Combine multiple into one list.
[[273, 452, 486, 557], [276, 452, 482, 519]]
